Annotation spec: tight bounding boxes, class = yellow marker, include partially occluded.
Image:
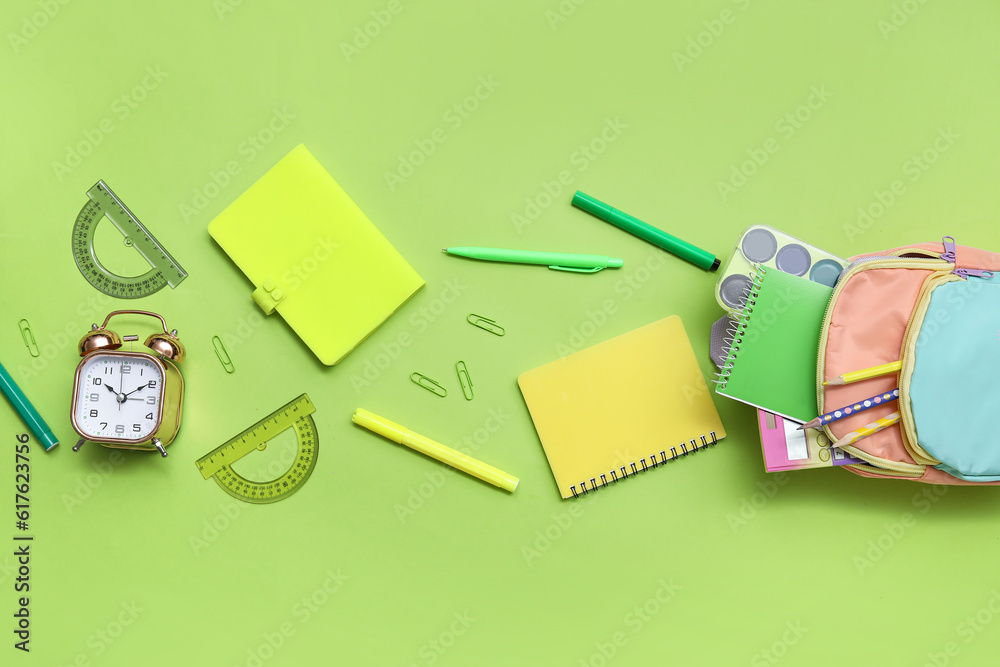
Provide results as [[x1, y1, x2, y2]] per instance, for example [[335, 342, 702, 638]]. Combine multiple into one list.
[[352, 409, 518, 492], [824, 360, 902, 385], [832, 411, 900, 449]]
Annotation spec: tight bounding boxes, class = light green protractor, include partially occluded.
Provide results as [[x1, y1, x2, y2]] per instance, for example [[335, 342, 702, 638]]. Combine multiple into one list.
[[71, 180, 187, 298], [194, 394, 319, 504]]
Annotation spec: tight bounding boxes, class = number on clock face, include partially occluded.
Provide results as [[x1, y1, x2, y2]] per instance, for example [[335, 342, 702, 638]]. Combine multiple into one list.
[[75, 355, 164, 440]]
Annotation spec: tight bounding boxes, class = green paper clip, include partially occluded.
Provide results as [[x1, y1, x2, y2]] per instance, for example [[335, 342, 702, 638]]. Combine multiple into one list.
[[411, 372, 447, 397], [18, 320, 39, 357], [456, 361, 473, 400], [467, 313, 505, 336], [212, 335, 235, 373]]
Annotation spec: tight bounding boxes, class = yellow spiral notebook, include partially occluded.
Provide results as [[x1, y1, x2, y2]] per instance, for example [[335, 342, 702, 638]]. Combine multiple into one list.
[[517, 316, 726, 499]]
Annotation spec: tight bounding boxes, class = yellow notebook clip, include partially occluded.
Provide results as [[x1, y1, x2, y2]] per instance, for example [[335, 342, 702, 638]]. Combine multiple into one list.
[[251, 277, 287, 315]]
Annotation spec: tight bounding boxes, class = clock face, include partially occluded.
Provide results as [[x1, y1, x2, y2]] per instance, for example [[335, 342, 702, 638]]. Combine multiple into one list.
[[73, 354, 165, 441]]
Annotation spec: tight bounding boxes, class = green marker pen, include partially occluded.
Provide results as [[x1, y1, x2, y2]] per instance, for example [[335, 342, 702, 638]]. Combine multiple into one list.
[[572, 191, 720, 271], [0, 359, 58, 451]]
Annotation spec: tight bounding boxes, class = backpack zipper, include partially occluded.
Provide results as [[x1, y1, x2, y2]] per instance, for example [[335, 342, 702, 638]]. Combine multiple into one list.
[[845, 462, 924, 478], [897, 271, 958, 465], [815, 244, 951, 477], [897, 240, 995, 464]]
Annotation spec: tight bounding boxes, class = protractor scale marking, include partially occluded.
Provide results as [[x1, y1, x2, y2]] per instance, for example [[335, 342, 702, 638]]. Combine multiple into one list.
[[72, 180, 187, 298], [195, 394, 319, 504]]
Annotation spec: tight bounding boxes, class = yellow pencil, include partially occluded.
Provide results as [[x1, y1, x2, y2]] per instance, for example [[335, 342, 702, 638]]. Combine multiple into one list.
[[831, 411, 900, 449], [352, 408, 519, 492], [823, 360, 902, 385]]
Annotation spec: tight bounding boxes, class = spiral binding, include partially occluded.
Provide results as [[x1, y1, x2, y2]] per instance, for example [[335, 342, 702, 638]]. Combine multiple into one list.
[[568, 431, 720, 497], [712, 264, 767, 392]]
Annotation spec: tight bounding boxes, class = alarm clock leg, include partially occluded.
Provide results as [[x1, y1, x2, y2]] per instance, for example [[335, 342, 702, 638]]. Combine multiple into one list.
[[152, 438, 167, 457], [73, 439, 86, 452]]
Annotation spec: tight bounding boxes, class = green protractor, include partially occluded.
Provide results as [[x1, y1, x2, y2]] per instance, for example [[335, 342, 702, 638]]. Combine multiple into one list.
[[195, 394, 319, 504], [71, 180, 187, 298]]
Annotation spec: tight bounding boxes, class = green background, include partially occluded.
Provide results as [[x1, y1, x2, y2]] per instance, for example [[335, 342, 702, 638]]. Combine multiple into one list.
[[2, 1, 1000, 665]]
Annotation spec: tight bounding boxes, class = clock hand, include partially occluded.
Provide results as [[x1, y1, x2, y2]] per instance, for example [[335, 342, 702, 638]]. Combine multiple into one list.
[[106, 382, 125, 404], [124, 384, 148, 397], [119, 371, 124, 411]]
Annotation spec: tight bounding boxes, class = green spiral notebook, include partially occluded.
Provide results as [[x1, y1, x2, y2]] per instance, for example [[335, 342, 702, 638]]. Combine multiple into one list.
[[715, 266, 833, 423]]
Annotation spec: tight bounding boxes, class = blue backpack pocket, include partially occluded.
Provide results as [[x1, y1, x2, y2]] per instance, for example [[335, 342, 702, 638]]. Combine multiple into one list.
[[903, 271, 1000, 481]]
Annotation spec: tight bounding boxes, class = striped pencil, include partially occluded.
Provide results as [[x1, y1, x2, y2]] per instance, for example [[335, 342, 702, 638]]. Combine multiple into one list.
[[799, 389, 899, 430], [831, 411, 900, 449]]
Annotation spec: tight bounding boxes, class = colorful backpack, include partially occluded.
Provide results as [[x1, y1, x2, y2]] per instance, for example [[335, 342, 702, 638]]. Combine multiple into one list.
[[818, 236, 1000, 484]]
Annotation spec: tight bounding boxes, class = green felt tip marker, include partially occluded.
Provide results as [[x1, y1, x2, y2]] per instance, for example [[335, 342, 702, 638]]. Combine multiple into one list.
[[0, 359, 58, 451], [572, 191, 720, 271]]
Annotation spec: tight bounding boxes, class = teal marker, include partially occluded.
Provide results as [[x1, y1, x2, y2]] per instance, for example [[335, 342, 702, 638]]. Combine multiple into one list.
[[572, 191, 720, 271], [443, 247, 623, 273], [0, 359, 58, 451]]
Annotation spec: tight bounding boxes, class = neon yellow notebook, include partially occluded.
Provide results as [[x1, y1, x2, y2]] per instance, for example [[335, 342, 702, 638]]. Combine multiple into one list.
[[208, 145, 424, 365], [517, 316, 726, 499]]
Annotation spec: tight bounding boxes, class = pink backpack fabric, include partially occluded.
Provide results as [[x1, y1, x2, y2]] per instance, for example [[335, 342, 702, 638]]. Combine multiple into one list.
[[819, 239, 1000, 484]]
